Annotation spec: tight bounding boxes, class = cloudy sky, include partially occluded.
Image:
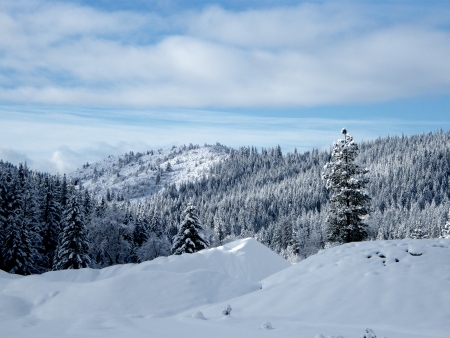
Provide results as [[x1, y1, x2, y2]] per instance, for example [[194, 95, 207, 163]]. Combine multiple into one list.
[[1, 0, 450, 173]]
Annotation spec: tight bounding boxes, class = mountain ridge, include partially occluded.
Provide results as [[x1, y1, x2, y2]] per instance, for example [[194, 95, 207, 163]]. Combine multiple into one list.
[[69, 143, 230, 202]]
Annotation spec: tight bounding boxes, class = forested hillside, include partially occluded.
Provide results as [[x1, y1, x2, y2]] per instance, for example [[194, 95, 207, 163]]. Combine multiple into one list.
[[1, 130, 449, 275], [69, 143, 230, 201], [148, 130, 450, 259]]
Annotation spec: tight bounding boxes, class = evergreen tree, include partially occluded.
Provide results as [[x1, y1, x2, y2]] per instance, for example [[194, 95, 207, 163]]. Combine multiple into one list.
[[440, 207, 450, 238], [88, 201, 131, 268], [130, 215, 148, 262], [213, 213, 225, 245], [1, 170, 37, 275], [172, 201, 209, 255], [54, 189, 90, 270], [138, 213, 171, 262], [60, 174, 68, 207], [39, 176, 62, 270], [322, 128, 370, 243], [410, 220, 429, 239], [0, 170, 8, 270], [165, 162, 172, 172]]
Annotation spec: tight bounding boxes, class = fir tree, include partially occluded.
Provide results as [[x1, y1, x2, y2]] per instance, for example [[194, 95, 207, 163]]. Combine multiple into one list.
[[322, 128, 370, 243], [172, 201, 209, 255], [54, 190, 90, 270]]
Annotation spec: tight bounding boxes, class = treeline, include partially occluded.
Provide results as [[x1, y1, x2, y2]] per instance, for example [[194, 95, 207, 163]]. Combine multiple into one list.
[[0, 162, 171, 275], [1, 130, 450, 275]]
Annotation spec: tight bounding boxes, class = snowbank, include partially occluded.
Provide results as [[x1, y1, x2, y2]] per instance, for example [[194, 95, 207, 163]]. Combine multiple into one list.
[[1, 238, 450, 338], [201, 238, 450, 337]]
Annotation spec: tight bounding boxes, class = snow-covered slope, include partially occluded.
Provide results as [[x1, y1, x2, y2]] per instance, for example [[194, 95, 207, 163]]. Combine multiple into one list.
[[200, 238, 450, 337], [69, 144, 229, 201], [1, 238, 449, 338]]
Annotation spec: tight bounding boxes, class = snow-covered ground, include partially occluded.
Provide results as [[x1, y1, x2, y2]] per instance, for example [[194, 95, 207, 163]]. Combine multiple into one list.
[[1, 238, 449, 338], [69, 144, 229, 201]]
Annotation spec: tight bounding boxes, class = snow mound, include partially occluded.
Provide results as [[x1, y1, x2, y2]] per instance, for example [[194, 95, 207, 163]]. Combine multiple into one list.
[[0, 238, 289, 323], [202, 238, 450, 337], [138, 238, 291, 282], [191, 311, 206, 320], [0, 294, 31, 317]]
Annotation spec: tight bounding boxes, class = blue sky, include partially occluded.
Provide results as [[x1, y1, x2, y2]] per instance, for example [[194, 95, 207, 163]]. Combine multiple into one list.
[[1, 0, 450, 173]]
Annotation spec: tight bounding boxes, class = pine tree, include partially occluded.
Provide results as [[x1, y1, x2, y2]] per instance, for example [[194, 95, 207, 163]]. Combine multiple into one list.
[[172, 201, 209, 255], [322, 128, 370, 243], [54, 189, 90, 270]]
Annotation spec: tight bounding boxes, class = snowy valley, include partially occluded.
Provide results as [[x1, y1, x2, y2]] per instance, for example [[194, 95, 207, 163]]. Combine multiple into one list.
[[1, 237, 449, 338]]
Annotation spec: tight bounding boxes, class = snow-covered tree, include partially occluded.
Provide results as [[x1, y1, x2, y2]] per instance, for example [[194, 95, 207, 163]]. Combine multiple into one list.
[[136, 212, 170, 262], [88, 202, 131, 268], [440, 207, 450, 238], [410, 220, 429, 239], [54, 190, 90, 270], [1, 170, 38, 275], [322, 128, 370, 244], [39, 176, 62, 271], [213, 213, 225, 245], [172, 201, 209, 255], [165, 161, 172, 172]]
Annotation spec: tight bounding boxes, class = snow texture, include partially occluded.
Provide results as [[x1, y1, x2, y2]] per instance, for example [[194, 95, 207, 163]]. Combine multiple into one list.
[[1, 238, 449, 338]]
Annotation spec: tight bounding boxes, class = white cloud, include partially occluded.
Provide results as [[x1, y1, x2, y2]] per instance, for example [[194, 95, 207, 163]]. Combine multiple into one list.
[[1, 106, 448, 174], [1, 1, 450, 107]]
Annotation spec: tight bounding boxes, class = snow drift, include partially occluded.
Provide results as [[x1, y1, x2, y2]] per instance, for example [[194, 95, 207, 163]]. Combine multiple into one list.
[[1, 238, 449, 338]]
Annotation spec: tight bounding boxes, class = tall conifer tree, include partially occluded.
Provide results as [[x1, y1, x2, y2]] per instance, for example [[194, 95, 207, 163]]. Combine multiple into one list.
[[54, 189, 90, 270], [322, 129, 370, 243], [2, 169, 38, 275], [40, 176, 62, 270]]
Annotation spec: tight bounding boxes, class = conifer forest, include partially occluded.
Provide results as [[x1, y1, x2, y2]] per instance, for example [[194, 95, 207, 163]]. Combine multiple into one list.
[[1, 130, 449, 275]]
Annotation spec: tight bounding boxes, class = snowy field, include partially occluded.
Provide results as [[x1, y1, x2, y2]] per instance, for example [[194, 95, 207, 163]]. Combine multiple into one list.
[[1, 238, 449, 338]]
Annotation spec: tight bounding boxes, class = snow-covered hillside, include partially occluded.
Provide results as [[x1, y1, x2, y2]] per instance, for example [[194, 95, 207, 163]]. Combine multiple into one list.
[[1, 238, 449, 338], [69, 144, 229, 201]]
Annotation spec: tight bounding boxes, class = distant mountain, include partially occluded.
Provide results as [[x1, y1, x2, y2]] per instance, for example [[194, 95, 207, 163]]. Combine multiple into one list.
[[69, 143, 230, 202]]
